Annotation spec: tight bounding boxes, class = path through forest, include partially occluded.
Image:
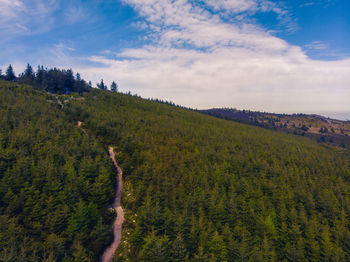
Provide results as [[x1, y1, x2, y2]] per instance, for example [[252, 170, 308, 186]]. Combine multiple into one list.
[[101, 147, 125, 262], [77, 121, 124, 261]]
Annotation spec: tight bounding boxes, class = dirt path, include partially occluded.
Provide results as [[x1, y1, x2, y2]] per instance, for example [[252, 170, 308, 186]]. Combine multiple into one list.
[[56, 96, 64, 109], [101, 147, 125, 262]]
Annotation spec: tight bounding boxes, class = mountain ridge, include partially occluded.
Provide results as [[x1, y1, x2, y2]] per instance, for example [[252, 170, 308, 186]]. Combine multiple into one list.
[[200, 108, 350, 149]]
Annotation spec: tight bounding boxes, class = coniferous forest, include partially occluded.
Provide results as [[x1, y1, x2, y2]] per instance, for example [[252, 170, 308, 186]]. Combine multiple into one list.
[[1, 66, 350, 261]]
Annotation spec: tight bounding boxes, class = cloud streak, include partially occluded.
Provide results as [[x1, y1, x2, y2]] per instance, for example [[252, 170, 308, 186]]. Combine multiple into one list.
[[0, 0, 58, 37]]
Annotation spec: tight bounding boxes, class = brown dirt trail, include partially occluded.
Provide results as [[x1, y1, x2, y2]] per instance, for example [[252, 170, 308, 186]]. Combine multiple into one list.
[[101, 147, 125, 262]]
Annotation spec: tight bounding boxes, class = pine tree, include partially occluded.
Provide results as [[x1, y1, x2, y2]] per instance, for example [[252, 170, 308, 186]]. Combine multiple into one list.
[[110, 81, 118, 92], [130, 225, 144, 247], [5, 65, 16, 81], [76, 73, 81, 82], [209, 231, 228, 262], [24, 63, 34, 78], [193, 245, 210, 262], [21, 63, 35, 85], [72, 240, 91, 262], [140, 233, 170, 262], [64, 69, 74, 93], [320, 226, 334, 261], [171, 233, 187, 261], [74, 73, 84, 93], [97, 79, 106, 90]]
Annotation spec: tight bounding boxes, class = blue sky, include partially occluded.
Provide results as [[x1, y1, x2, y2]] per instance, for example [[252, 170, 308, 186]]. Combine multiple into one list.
[[0, 0, 349, 119]]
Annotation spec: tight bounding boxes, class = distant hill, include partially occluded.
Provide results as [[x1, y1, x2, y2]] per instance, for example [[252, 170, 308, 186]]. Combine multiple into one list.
[[200, 108, 350, 148]]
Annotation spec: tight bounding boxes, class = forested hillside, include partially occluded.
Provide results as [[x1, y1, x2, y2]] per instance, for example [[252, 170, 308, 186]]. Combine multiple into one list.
[[67, 88, 350, 261], [1, 80, 350, 261], [0, 81, 116, 261]]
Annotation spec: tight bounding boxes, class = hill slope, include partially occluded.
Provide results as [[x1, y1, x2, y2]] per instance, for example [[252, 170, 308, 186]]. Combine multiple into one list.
[[200, 108, 350, 149], [68, 88, 350, 261], [0, 81, 115, 261], [1, 80, 350, 261]]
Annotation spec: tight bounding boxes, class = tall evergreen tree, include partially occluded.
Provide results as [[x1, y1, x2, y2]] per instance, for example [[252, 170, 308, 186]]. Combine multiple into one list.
[[76, 73, 81, 82], [74, 73, 85, 93], [140, 233, 170, 262], [64, 69, 74, 93], [209, 231, 228, 262], [171, 233, 187, 261], [24, 63, 34, 78], [21, 63, 35, 85], [36, 66, 45, 86], [97, 79, 106, 90], [5, 65, 16, 81], [110, 81, 118, 92]]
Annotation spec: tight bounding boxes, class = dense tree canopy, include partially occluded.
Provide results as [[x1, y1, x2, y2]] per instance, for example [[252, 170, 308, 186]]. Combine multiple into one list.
[[0, 81, 115, 261], [67, 89, 350, 261], [1, 64, 121, 95], [1, 78, 350, 261]]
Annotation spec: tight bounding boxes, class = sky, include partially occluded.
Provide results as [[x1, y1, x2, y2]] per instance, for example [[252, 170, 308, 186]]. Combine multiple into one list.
[[0, 0, 349, 120]]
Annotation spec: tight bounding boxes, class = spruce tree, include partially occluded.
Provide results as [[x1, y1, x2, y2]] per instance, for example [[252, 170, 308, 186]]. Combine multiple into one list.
[[140, 233, 170, 262], [209, 231, 228, 262], [24, 63, 34, 78], [5, 64, 16, 81], [97, 79, 106, 90], [171, 233, 187, 261], [110, 81, 118, 92], [21, 63, 35, 84], [76, 73, 81, 82]]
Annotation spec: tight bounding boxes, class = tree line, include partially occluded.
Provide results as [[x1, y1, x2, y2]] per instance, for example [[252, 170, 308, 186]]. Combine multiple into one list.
[[0, 64, 118, 94]]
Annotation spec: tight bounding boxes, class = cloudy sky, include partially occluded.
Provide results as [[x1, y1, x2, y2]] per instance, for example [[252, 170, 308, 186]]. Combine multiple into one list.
[[1, 0, 349, 119]]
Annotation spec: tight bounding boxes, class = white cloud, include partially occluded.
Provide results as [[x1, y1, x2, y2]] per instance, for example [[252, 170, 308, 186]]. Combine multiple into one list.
[[0, 0, 24, 18], [0, 0, 58, 38], [203, 0, 258, 13], [305, 41, 330, 51], [0, 0, 89, 40], [122, 0, 290, 52], [74, 0, 350, 118], [64, 3, 89, 24]]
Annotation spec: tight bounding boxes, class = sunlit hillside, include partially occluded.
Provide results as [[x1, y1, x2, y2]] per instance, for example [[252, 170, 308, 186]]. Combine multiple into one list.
[[2, 80, 349, 261]]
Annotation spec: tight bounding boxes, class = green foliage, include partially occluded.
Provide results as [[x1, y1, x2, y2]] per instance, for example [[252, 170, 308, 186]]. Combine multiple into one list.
[[140, 233, 170, 262], [66, 88, 350, 261], [1, 79, 350, 261], [5, 64, 16, 81], [111, 81, 118, 92], [0, 81, 114, 260]]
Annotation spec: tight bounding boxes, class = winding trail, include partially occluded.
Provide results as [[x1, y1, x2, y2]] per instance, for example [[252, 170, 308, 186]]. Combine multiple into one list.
[[101, 147, 125, 262]]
